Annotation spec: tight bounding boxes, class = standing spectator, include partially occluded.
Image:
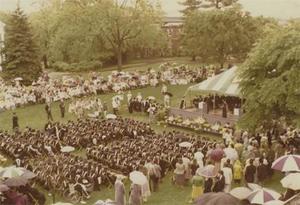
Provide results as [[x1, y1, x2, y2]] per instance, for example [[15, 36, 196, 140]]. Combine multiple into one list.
[[12, 112, 19, 131], [161, 84, 167, 94], [164, 94, 170, 108], [103, 102, 108, 117], [244, 159, 256, 186], [222, 163, 233, 192], [152, 159, 161, 192], [129, 183, 142, 205], [59, 99, 65, 118], [257, 158, 268, 185], [233, 160, 243, 184], [203, 177, 213, 193], [45, 103, 53, 121], [173, 159, 185, 187], [190, 173, 203, 203], [115, 176, 126, 205], [213, 171, 225, 192]]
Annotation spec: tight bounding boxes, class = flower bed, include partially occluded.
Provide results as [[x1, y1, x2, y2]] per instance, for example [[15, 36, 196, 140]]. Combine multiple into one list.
[[165, 116, 223, 135]]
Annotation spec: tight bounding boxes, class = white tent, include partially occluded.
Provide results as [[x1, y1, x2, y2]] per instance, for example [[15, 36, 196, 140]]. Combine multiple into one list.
[[186, 66, 241, 97]]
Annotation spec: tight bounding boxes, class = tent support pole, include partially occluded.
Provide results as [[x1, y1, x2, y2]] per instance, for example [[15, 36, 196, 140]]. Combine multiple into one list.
[[213, 93, 216, 112]]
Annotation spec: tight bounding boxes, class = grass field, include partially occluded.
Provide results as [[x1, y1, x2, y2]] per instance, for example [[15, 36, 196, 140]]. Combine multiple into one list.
[[0, 58, 285, 205]]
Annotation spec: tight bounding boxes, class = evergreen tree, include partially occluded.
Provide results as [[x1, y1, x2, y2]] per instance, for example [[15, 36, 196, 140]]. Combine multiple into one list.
[[180, 0, 201, 16], [2, 7, 41, 85]]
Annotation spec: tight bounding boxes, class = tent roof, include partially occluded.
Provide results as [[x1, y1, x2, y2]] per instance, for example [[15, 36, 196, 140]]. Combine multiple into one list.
[[187, 66, 241, 97]]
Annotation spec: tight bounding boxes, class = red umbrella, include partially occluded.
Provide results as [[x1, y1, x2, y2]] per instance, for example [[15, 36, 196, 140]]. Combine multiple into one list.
[[210, 148, 225, 162]]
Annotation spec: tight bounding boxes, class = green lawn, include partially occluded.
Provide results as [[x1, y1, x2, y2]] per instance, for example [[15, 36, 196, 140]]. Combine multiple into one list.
[[0, 58, 285, 205]]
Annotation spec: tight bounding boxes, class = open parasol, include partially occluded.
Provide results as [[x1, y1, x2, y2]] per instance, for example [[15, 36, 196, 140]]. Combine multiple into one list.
[[179, 142, 193, 148], [129, 171, 147, 185], [60, 146, 75, 153]]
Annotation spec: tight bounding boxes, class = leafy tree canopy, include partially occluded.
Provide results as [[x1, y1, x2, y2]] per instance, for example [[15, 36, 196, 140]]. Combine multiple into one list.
[[182, 7, 271, 67], [239, 22, 300, 130]]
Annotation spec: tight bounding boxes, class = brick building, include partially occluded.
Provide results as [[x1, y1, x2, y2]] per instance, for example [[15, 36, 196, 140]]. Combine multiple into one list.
[[162, 17, 184, 56]]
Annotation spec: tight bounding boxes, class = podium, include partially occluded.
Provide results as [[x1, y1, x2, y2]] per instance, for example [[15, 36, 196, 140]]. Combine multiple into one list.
[[198, 102, 208, 114]]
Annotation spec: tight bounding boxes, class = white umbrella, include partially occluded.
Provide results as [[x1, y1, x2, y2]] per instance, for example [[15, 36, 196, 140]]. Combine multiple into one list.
[[106, 114, 117, 119], [179, 142, 193, 148], [0, 166, 25, 178], [14, 77, 23, 81], [147, 96, 156, 100], [229, 187, 252, 200], [263, 200, 284, 205], [129, 171, 147, 185], [224, 147, 238, 161], [281, 173, 300, 190], [248, 183, 262, 191], [194, 151, 204, 159], [60, 146, 75, 153], [247, 188, 281, 204]]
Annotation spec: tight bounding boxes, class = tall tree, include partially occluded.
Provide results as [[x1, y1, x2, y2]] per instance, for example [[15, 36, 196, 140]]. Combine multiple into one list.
[[182, 7, 266, 67], [30, 0, 163, 70], [239, 22, 300, 130], [2, 8, 41, 85], [93, 0, 162, 70], [180, 0, 201, 15]]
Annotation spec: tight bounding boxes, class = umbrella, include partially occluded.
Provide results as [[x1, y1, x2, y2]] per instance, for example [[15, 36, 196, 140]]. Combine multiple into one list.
[[165, 92, 173, 97], [194, 151, 204, 159], [197, 165, 216, 178], [60, 146, 75, 153], [247, 188, 281, 204], [52, 203, 74, 205], [263, 200, 284, 205], [196, 192, 243, 205], [5, 176, 28, 187], [210, 148, 225, 161], [106, 114, 117, 119], [147, 96, 156, 100], [14, 77, 23, 81], [129, 171, 147, 185], [230, 187, 252, 200], [224, 147, 239, 161], [0, 166, 25, 178], [280, 173, 300, 190], [248, 183, 262, 191], [272, 155, 300, 172], [179, 142, 193, 148], [21, 171, 36, 179], [0, 184, 9, 192]]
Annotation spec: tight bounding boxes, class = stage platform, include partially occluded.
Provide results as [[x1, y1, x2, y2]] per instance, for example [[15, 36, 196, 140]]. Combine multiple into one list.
[[168, 107, 241, 126]]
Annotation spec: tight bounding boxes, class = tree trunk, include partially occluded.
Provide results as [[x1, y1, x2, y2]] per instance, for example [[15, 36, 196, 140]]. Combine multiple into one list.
[[43, 55, 48, 69], [191, 55, 196, 61], [117, 48, 122, 71]]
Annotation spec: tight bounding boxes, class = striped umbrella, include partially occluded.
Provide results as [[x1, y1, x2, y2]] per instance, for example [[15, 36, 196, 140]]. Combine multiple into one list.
[[272, 155, 300, 172], [280, 173, 300, 190], [230, 187, 252, 200], [197, 165, 216, 178], [247, 188, 281, 204], [263, 200, 284, 205]]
